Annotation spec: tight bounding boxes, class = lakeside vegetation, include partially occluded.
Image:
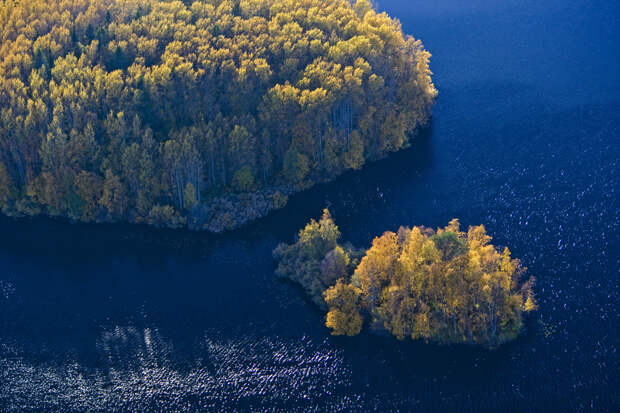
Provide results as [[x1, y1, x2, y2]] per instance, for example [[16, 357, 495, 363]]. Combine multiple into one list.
[[274, 210, 538, 348], [0, 0, 436, 231]]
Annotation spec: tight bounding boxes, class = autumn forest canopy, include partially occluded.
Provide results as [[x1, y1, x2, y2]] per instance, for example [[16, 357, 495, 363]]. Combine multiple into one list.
[[0, 0, 436, 231], [274, 211, 538, 348]]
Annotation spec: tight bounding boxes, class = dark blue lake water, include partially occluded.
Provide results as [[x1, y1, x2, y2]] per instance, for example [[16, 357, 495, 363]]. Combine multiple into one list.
[[1, 0, 619, 411]]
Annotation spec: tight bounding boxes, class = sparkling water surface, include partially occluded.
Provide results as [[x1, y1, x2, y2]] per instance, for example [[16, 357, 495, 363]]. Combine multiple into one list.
[[1, 0, 619, 411]]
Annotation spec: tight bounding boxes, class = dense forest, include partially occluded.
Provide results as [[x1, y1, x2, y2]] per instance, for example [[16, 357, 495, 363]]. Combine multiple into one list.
[[0, 0, 436, 231], [274, 210, 538, 348]]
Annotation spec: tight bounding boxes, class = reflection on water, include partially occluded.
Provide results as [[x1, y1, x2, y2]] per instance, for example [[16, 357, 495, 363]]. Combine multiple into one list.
[[1, 327, 356, 412], [0, 280, 15, 300]]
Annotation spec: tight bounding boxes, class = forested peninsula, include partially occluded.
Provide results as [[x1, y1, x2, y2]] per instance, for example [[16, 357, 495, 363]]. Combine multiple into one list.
[[0, 0, 436, 231], [274, 210, 538, 348]]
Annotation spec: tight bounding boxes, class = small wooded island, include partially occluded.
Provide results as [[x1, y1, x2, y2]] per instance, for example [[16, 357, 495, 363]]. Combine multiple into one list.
[[274, 210, 538, 348], [0, 0, 436, 232]]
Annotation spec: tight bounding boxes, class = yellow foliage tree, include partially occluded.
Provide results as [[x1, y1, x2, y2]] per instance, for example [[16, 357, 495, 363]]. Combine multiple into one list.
[[324, 279, 363, 336], [276, 212, 538, 348], [0, 0, 436, 230]]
